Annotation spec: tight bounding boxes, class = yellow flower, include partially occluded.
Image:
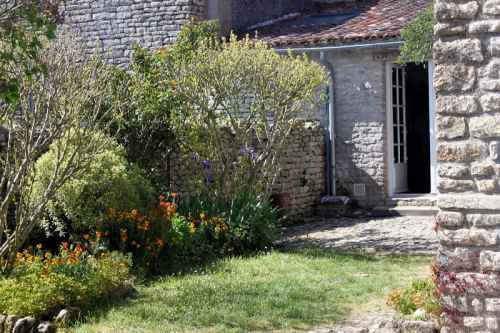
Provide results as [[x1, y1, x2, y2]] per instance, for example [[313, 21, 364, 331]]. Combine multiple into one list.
[[155, 238, 165, 248], [36, 243, 43, 250], [83, 234, 90, 240], [189, 222, 196, 234]]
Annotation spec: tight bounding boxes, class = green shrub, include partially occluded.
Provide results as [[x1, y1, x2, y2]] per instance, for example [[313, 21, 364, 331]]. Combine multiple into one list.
[[0, 247, 132, 318], [179, 192, 279, 253], [387, 278, 442, 318], [32, 132, 155, 234]]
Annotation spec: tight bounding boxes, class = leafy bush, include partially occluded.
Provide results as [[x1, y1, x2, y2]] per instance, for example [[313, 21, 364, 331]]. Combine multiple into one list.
[[179, 192, 279, 253], [80, 193, 230, 272], [0, 245, 132, 318], [32, 132, 155, 234], [387, 278, 442, 318]]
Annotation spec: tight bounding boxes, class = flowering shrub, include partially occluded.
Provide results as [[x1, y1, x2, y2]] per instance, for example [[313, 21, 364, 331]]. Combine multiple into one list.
[[387, 278, 442, 319], [79, 193, 230, 272], [0, 244, 132, 317]]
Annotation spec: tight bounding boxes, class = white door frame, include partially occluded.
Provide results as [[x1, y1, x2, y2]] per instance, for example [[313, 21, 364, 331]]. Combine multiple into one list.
[[385, 61, 438, 196]]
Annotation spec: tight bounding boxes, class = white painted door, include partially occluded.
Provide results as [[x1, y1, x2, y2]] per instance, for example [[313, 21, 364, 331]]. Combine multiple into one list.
[[392, 65, 408, 193]]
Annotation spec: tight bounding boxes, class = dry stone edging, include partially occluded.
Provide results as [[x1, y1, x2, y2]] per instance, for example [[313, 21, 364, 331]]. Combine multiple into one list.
[[0, 307, 81, 333]]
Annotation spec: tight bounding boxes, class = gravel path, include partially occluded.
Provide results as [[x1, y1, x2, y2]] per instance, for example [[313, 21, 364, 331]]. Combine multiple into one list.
[[278, 216, 438, 255]]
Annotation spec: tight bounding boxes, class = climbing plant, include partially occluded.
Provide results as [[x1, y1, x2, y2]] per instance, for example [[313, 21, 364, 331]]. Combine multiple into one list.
[[398, 5, 435, 64]]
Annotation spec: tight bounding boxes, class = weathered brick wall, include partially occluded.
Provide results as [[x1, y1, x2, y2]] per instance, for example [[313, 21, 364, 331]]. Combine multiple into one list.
[[434, 0, 500, 332], [60, 0, 206, 66]]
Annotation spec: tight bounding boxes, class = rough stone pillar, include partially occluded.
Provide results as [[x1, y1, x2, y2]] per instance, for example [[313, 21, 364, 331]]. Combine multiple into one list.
[[434, 0, 500, 332]]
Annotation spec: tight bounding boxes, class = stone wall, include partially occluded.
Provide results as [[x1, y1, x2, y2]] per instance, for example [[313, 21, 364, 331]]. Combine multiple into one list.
[[313, 49, 388, 207], [274, 122, 326, 219], [434, 0, 500, 332], [60, 0, 206, 66]]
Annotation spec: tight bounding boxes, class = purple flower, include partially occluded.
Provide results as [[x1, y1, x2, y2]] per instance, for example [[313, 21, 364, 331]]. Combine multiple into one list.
[[201, 160, 211, 170]]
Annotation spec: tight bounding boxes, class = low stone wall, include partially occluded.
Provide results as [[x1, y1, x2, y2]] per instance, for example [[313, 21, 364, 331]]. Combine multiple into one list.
[[273, 122, 326, 219], [170, 122, 326, 219]]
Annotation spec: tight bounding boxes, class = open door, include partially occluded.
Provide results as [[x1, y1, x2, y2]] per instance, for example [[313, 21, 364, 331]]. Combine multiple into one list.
[[391, 65, 408, 193]]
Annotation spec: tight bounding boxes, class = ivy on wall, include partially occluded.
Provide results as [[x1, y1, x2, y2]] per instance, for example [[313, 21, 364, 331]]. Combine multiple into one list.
[[398, 5, 435, 64]]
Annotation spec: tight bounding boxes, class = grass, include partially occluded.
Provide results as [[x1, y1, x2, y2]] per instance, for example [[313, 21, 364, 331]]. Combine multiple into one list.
[[71, 249, 431, 333]]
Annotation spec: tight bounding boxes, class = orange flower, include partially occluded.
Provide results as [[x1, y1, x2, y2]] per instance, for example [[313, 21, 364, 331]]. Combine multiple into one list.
[[61, 242, 69, 250], [170, 193, 177, 199], [96, 230, 103, 239], [155, 238, 165, 248], [107, 207, 117, 218], [83, 234, 90, 240], [120, 228, 128, 242]]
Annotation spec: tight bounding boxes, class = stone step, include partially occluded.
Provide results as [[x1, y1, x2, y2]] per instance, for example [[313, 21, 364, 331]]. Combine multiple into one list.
[[385, 195, 437, 208], [372, 206, 438, 217]]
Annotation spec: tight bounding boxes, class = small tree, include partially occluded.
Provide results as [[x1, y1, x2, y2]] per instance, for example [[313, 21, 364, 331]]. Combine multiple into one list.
[[172, 34, 326, 202], [0, 37, 116, 270], [107, 21, 220, 187], [0, 0, 60, 104]]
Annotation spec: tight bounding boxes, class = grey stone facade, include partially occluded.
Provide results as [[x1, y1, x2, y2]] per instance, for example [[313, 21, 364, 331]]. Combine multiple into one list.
[[310, 49, 390, 207], [434, 0, 500, 332], [60, 0, 206, 65]]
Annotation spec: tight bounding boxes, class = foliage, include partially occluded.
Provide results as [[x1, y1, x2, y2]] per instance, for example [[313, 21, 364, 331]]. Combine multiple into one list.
[[179, 192, 279, 253], [0, 0, 60, 104], [32, 133, 155, 234], [107, 20, 220, 186], [0, 244, 132, 318], [73, 253, 431, 333], [77, 193, 229, 272], [387, 278, 442, 318], [0, 36, 118, 271], [398, 5, 435, 64], [172, 33, 327, 203]]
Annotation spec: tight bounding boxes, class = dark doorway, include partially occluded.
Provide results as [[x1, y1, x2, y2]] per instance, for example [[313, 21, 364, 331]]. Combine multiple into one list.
[[405, 63, 431, 194]]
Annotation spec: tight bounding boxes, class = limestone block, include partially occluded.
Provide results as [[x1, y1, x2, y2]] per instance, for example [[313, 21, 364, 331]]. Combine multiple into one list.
[[437, 247, 480, 270], [443, 273, 500, 295], [437, 95, 479, 115], [439, 194, 500, 210], [438, 228, 498, 246], [484, 0, 500, 15], [471, 162, 495, 177], [438, 179, 476, 192], [437, 116, 467, 139], [434, 39, 483, 63], [469, 20, 500, 34], [481, 252, 500, 272], [434, 23, 467, 36], [437, 141, 487, 163], [434, 64, 476, 93], [435, 1, 479, 20], [468, 214, 500, 227], [480, 93, 500, 113], [491, 141, 500, 161], [486, 317, 499, 330], [472, 298, 485, 313], [463, 316, 484, 330], [470, 115, 500, 138], [442, 295, 469, 312], [476, 179, 498, 193], [436, 211, 465, 227], [439, 163, 471, 179]]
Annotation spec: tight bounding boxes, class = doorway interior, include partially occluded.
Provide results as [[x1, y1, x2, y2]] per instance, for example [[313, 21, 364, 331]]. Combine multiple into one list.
[[386, 62, 436, 196]]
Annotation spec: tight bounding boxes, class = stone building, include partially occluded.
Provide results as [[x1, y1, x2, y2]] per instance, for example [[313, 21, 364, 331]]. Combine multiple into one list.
[[61, 0, 436, 215], [433, 0, 500, 332]]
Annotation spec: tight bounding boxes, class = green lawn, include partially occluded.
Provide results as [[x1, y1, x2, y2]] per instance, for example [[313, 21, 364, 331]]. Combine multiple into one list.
[[71, 249, 431, 333]]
